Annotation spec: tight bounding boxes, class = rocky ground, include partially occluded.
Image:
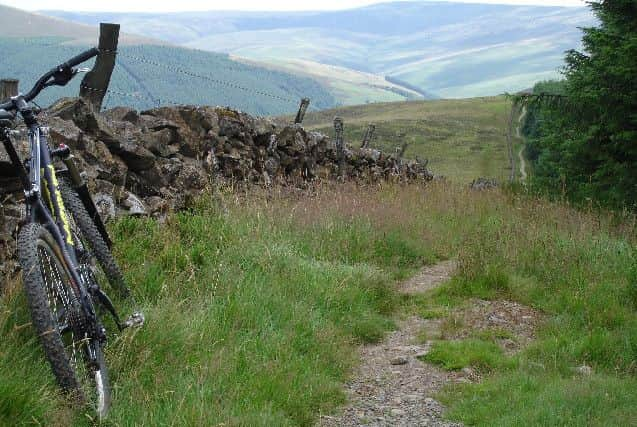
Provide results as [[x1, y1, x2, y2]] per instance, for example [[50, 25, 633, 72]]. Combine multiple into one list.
[[319, 260, 542, 426]]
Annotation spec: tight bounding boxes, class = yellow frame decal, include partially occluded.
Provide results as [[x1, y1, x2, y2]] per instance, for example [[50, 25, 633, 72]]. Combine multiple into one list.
[[43, 165, 74, 246]]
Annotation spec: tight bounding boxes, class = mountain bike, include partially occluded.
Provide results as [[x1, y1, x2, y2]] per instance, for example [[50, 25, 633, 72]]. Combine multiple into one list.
[[0, 48, 144, 418]]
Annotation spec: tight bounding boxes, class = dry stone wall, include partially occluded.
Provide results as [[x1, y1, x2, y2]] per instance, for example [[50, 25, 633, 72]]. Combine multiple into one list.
[[0, 98, 432, 285]]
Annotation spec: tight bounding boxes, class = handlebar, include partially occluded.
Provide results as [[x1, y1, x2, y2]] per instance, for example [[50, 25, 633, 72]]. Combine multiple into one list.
[[61, 47, 100, 69], [0, 48, 99, 112]]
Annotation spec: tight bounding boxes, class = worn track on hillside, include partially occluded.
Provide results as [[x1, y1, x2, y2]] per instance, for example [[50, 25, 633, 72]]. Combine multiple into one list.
[[319, 261, 463, 427]]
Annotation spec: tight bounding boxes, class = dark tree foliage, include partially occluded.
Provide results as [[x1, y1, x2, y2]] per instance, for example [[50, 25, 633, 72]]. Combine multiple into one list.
[[522, 0, 637, 208]]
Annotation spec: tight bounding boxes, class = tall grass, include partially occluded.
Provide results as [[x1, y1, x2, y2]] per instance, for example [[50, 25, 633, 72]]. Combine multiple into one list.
[[1, 182, 636, 425]]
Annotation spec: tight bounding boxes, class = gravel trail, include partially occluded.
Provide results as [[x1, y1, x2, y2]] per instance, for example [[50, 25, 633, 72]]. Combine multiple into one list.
[[320, 261, 463, 427]]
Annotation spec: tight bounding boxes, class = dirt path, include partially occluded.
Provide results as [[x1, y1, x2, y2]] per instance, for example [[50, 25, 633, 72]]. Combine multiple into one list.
[[516, 106, 528, 182], [320, 261, 463, 427], [518, 147, 527, 182]]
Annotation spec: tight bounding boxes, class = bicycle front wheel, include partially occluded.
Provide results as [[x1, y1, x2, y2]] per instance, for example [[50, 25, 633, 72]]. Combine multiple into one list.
[[59, 178, 130, 299], [17, 223, 111, 418]]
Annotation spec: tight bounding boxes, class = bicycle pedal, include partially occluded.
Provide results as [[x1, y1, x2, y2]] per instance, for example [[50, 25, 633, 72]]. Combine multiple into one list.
[[121, 312, 145, 329]]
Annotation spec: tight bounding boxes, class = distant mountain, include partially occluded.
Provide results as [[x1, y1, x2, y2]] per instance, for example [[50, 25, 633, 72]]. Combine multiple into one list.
[[44, 1, 596, 98], [0, 4, 156, 45], [0, 5, 336, 115]]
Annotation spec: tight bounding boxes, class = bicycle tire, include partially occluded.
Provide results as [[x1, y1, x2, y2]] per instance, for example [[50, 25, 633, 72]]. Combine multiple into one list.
[[17, 223, 111, 417], [59, 179, 130, 298]]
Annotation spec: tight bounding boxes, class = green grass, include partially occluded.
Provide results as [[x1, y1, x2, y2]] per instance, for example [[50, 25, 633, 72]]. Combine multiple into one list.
[[443, 374, 637, 426], [422, 339, 505, 371], [0, 183, 440, 426], [299, 97, 514, 183], [2, 177, 637, 425], [413, 186, 637, 426]]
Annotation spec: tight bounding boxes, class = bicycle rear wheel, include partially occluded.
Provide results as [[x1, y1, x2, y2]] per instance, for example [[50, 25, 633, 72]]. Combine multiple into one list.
[[17, 223, 111, 418]]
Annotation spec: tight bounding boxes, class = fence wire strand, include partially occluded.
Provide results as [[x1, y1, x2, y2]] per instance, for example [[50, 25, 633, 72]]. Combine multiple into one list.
[[117, 53, 299, 104], [5, 38, 309, 112]]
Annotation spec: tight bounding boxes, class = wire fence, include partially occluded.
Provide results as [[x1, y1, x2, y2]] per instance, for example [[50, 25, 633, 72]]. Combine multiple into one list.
[[117, 53, 299, 104], [2, 38, 311, 114]]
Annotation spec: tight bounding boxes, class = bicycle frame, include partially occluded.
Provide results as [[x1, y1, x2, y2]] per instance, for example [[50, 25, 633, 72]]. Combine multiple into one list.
[[1, 115, 100, 332]]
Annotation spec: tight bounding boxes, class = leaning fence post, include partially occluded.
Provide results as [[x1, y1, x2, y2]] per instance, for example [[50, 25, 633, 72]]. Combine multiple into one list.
[[294, 98, 310, 124], [398, 142, 409, 159], [392, 133, 408, 175], [79, 23, 120, 111], [334, 117, 345, 176], [507, 101, 519, 183], [361, 123, 375, 148], [0, 79, 19, 102]]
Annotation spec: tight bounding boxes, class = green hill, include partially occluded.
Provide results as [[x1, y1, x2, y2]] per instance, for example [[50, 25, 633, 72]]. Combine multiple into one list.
[[0, 5, 337, 115], [45, 2, 596, 99], [0, 37, 336, 115], [298, 97, 515, 183]]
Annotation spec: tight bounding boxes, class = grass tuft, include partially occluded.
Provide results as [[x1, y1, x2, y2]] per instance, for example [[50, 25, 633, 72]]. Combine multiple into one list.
[[422, 339, 506, 372]]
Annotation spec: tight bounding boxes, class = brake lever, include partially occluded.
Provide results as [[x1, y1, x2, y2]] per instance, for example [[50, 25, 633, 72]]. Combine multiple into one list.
[[76, 67, 91, 73], [49, 66, 77, 87]]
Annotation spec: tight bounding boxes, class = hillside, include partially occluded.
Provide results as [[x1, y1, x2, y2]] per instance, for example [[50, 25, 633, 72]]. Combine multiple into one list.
[[0, 37, 336, 115], [45, 2, 596, 99], [233, 56, 429, 106], [0, 4, 155, 45], [0, 5, 337, 115], [297, 97, 514, 183]]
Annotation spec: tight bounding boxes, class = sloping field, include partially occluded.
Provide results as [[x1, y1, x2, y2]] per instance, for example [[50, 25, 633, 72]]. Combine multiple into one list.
[[301, 97, 513, 183]]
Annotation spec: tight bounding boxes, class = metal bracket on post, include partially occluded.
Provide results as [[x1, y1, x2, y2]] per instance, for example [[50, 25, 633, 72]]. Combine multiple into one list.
[[334, 117, 345, 176], [0, 79, 19, 103], [79, 23, 120, 112], [361, 123, 375, 149], [294, 98, 310, 124]]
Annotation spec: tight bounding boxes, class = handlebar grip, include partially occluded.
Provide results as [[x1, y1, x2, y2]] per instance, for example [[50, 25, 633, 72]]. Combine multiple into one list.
[[61, 47, 100, 69]]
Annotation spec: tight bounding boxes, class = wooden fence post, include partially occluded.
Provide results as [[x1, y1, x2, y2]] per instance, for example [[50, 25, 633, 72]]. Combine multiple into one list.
[[361, 123, 375, 148], [0, 79, 19, 103], [334, 117, 345, 176], [507, 102, 519, 183], [294, 98, 310, 124], [79, 23, 120, 111]]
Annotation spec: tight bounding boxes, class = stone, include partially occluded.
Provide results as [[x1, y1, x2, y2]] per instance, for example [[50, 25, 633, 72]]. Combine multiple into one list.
[[416, 351, 429, 359], [390, 357, 409, 366], [122, 192, 147, 216], [142, 128, 179, 158], [93, 193, 117, 222], [470, 177, 498, 190], [461, 367, 475, 377], [117, 139, 156, 172], [574, 365, 593, 376], [102, 106, 139, 124]]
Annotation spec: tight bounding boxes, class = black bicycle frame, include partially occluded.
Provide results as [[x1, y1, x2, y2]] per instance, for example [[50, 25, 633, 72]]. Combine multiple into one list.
[[1, 111, 97, 323]]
